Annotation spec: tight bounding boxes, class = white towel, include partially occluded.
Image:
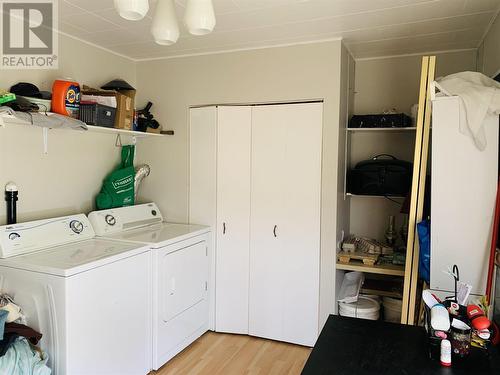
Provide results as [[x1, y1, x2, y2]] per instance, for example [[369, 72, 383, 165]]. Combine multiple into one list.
[[434, 72, 500, 150]]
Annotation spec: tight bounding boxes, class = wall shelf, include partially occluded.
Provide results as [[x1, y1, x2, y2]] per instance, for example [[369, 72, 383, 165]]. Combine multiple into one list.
[[346, 193, 406, 199], [0, 111, 168, 154], [346, 127, 416, 133], [86, 125, 163, 138], [336, 261, 405, 276], [0, 112, 165, 138]]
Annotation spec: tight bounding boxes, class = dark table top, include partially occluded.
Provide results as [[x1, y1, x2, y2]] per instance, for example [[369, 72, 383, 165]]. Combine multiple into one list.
[[302, 315, 500, 375]]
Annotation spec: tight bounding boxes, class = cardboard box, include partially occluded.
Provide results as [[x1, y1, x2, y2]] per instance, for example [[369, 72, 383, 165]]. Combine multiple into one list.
[[82, 86, 135, 130]]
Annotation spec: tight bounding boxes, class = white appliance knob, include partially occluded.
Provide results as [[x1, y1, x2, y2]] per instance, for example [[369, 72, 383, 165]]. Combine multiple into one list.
[[8, 232, 20, 240], [105, 215, 116, 226], [69, 220, 84, 234]]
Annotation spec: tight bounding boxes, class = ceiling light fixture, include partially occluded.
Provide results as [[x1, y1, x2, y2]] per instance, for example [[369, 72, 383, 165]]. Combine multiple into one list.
[[114, 0, 149, 21], [184, 0, 216, 36], [151, 0, 179, 45]]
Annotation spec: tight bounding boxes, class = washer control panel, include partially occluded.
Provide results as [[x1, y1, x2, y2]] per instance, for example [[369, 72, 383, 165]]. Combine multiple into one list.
[[88, 203, 163, 235], [0, 214, 94, 258]]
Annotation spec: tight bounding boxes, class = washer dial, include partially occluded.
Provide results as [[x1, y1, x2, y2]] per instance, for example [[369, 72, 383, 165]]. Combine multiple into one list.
[[105, 215, 116, 226], [69, 220, 84, 234]]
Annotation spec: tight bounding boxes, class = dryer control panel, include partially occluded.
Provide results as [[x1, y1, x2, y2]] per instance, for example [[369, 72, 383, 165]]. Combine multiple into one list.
[[89, 203, 163, 236], [0, 214, 94, 258]]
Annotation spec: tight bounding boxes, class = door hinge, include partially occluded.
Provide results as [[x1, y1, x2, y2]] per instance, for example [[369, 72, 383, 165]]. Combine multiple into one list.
[[205, 281, 208, 291], [206, 246, 208, 256]]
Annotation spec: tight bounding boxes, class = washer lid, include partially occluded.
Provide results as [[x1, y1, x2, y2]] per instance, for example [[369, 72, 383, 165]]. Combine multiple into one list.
[[0, 238, 149, 277], [104, 223, 210, 248]]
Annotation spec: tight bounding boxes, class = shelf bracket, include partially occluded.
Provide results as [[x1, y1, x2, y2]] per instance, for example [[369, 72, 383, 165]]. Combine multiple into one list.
[[42, 127, 49, 155]]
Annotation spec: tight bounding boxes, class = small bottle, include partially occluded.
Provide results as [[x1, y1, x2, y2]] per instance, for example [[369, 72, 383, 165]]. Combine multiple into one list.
[[384, 215, 396, 246], [440, 339, 452, 367]]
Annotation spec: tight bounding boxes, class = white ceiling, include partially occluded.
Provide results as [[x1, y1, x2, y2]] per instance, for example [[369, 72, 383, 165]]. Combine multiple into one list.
[[58, 0, 500, 60]]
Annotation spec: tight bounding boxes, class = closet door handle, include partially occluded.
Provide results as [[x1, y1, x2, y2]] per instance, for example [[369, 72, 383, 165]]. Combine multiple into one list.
[[273, 225, 277, 238], [223, 222, 226, 235]]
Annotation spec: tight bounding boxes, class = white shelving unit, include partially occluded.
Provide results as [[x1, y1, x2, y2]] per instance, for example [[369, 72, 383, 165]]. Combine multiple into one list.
[[345, 193, 406, 199], [86, 124, 163, 138], [0, 111, 166, 154], [344, 126, 416, 200], [346, 127, 416, 133], [339, 124, 417, 278], [0, 112, 163, 138]]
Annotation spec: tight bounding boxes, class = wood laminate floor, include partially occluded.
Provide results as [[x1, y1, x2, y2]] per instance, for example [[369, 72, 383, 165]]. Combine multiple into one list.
[[154, 332, 312, 375]]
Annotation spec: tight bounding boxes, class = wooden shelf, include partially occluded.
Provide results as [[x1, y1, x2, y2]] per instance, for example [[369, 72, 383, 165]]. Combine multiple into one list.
[[336, 261, 405, 276], [361, 277, 403, 298], [360, 287, 403, 299], [346, 127, 416, 133]]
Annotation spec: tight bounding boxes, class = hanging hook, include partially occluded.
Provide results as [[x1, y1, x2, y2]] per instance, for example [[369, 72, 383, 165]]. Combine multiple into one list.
[[115, 133, 122, 147]]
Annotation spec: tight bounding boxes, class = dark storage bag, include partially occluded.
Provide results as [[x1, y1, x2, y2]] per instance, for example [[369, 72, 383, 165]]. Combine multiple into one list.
[[349, 113, 412, 128], [347, 154, 412, 196]]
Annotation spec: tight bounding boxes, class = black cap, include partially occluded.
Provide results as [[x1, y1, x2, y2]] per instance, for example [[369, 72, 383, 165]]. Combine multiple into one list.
[[10, 82, 51, 99], [101, 79, 135, 91]]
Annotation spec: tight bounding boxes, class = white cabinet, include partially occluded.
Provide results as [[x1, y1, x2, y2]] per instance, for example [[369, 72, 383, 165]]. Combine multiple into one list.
[[431, 97, 498, 295], [216, 106, 252, 334], [249, 104, 322, 346], [189, 102, 323, 346], [189, 106, 217, 330]]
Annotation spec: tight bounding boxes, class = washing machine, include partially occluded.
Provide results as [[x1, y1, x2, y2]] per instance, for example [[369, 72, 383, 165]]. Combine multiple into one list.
[[0, 214, 152, 375], [88, 203, 211, 370]]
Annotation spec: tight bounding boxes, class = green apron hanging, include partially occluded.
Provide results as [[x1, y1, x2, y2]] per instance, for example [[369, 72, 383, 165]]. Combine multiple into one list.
[[96, 145, 135, 209]]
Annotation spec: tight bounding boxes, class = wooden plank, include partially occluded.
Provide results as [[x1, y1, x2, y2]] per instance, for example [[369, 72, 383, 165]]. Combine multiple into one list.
[[401, 56, 430, 324], [407, 56, 436, 324], [360, 288, 403, 299], [361, 278, 403, 299], [336, 261, 405, 276], [337, 251, 379, 266], [155, 331, 311, 375]]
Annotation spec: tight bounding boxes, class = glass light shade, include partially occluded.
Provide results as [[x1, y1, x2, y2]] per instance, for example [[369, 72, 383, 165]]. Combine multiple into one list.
[[151, 0, 180, 45], [184, 0, 216, 36], [114, 0, 149, 21]]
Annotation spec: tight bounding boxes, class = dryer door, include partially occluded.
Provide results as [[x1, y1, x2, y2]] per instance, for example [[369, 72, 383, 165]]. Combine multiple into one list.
[[162, 239, 208, 321], [154, 234, 209, 369]]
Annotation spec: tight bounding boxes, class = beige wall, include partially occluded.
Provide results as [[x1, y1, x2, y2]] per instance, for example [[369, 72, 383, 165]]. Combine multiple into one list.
[[479, 12, 500, 77], [136, 41, 344, 222], [353, 50, 478, 115], [0, 34, 138, 223], [136, 40, 347, 324]]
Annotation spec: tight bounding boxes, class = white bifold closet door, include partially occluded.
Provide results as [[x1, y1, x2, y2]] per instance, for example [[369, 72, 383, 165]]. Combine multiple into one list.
[[249, 102, 322, 346], [215, 106, 252, 334]]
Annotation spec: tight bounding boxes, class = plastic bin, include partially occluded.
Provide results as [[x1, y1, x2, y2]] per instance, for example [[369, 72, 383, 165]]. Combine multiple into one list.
[[383, 297, 402, 323], [79, 102, 116, 127]]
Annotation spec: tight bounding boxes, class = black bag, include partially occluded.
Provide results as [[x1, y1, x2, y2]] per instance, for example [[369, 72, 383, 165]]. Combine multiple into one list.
[[349, 113, 412, 128], [347, 154, 412, 196]]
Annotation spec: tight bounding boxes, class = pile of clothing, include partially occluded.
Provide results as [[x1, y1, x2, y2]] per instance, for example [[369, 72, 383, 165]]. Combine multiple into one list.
[[0, 294, 51, 375]]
